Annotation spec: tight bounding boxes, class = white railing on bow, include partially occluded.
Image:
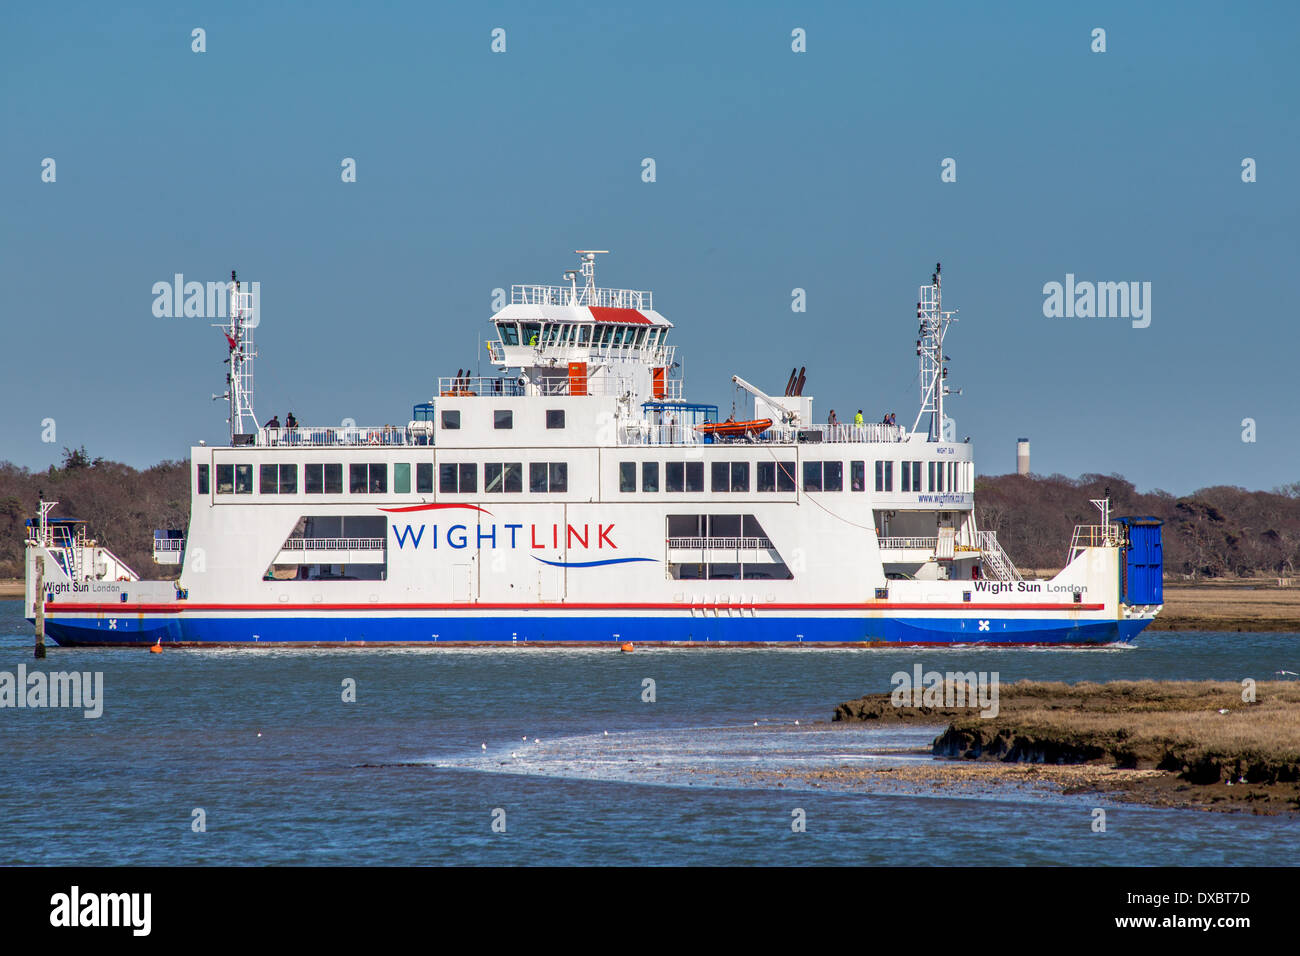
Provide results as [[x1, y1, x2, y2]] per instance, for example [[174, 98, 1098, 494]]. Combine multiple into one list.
[[1068, 523, 1122, 563], [153, 538, 185, 552], [512, 284, 653, 310], [258, 426, 416, 447]]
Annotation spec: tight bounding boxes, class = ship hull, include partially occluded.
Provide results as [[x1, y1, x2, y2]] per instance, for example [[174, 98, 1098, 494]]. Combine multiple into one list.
[[33, 608, 1154, 647]]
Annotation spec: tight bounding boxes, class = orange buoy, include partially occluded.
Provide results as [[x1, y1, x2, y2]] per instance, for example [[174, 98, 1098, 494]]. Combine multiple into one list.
[[620, 642, 634, 653], [149, 639, 162, 654]]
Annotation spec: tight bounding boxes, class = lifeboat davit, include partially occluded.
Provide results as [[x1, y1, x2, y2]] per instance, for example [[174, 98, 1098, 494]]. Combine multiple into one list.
[[695, 418, 773, 438]]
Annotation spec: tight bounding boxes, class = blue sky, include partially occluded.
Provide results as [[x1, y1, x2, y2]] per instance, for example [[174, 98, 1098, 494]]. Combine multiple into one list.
[[2, 1, 1296, 495]]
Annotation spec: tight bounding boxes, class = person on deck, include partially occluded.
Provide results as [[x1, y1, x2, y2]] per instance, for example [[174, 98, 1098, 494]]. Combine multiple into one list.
[[285, 412, 298, 429], [828, 410, 837, 426], [265, 415, 280, 429], [854, 410, 864, 426]]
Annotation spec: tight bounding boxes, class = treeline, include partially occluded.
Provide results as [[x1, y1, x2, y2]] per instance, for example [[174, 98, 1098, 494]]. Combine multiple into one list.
[[0, 448, 188, 579], [2, 451, 1298, 581], [976, 473, 1300, 578]]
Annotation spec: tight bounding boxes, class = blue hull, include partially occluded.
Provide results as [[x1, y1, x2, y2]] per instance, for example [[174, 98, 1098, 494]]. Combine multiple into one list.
[[36, 613, 1153, 647]]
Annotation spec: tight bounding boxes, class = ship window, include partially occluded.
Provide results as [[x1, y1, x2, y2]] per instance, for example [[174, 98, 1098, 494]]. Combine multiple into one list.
[[216, 464, 233, 494], [370, 463, 387, 493], [913, 461, 922, 491], [439, 463, 458, 494], [550, 462, 567, 493], [499, 323, 519, 346], [304, 464, 322, 495], [350, 464, 369, 493], [530, 463, 548, 493], [777, 461, 796, 492], [928, 461, 936, 491], [731, 461, 749, 492], [416, 462, 433, 494], [197, 464, 209, 495], [578, 325, 590, 345], [439, 463, 477, 494], [494, 409, 513, 430], [280, 464, 298, 494], [685, 461, 704, 492], [546, 409, 565, 429], [875, 460, 893, 492], [484, 462, 522, 493], [394, 462, 411, 494], [642, 461, 659, 492], [619, 462, 636, 492], [851, 460, 865, 491], [711, 462, 729, 492], [261, 463, 279, 493], [936, 462, 944, 492], [901, 462, 912, 493], [324, 463, 343, 494], [235, 464, 253, 494], [666, 462, 684, 493], [522, 323, 541, 346], [803, 461, 822, 492], [824, 461, 843, 492], [441, 410, 461, 430], [757, 461, 775, 492]]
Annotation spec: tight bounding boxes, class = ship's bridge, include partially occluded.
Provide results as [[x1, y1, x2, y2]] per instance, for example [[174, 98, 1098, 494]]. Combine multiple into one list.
[[479, 251, 681, 402]]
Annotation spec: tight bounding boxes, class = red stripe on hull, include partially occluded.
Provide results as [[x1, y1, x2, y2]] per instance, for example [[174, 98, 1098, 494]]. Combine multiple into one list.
[[43, 601, 1107, 614]]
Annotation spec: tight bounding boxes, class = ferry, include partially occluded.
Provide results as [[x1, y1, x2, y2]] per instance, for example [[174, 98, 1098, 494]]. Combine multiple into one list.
[[24, 253, 1163, 646]]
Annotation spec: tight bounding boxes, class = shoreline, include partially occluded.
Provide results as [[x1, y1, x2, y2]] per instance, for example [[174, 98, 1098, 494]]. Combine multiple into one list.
[[831, 680, 1300, 816]]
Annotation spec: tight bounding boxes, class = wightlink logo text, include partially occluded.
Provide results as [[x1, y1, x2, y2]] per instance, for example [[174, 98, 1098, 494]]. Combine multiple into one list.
[[891, 664, 999, 718], [0, 665, 103, 718], [1042, 273, 1151, 328]]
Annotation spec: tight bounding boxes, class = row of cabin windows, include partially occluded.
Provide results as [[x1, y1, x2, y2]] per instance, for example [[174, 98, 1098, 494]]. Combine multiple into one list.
[[201, 461, 568, 496], [498, 322, 666, 350], [619, 460, 865, 494], [439, 409, 566, 431], [618, 460, 963, 494], [875, 460, 965, 493]]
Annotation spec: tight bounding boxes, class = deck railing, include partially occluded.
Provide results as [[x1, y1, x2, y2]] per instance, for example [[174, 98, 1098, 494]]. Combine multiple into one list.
[[280, 537, 387, 552], [877, 536, 939, 551], [512, 284, 653, 310], [667, 536, 775, 550]]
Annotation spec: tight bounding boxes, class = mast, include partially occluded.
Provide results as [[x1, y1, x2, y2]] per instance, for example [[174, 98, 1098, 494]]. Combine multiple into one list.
[[215, 270, 258, 442], [912, 262, 959, 441]]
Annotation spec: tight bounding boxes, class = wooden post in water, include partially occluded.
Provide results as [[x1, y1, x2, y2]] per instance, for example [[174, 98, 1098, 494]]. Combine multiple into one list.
[[34, 550, 46, 659]]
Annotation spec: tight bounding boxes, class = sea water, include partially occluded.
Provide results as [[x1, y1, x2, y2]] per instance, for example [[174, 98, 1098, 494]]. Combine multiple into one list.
[[1, 599, 1296, 866]]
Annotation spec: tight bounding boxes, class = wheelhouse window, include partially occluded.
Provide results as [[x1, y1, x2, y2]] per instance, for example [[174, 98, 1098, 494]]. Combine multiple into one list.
[[215, 464, 233, 494], [498, 322, 520, 346], [197, 464, 209, 495], [546, 409, 565, 429], [441, 410, 460, 430], [494, 409, 513, 430]]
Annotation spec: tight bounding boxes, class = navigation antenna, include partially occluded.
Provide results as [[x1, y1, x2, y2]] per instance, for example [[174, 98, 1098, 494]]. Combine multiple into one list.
[[911, 262, 959, 442], [574, 250, 608, 306], [214, 270, 258, 443]]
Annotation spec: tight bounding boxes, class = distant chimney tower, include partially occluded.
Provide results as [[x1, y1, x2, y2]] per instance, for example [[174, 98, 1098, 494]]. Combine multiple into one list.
[[1017, 438, 1030, 476]]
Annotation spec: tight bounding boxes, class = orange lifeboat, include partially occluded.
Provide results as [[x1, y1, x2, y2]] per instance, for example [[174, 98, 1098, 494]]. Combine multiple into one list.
[[695, 418, 773, 439]]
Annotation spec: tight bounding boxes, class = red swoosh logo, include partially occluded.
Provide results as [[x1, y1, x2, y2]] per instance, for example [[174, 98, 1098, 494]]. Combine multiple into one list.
[[378, 503, 494, 515]]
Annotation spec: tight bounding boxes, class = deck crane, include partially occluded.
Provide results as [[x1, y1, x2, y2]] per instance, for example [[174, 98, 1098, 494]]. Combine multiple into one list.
[[731, 375, 803, 426]]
